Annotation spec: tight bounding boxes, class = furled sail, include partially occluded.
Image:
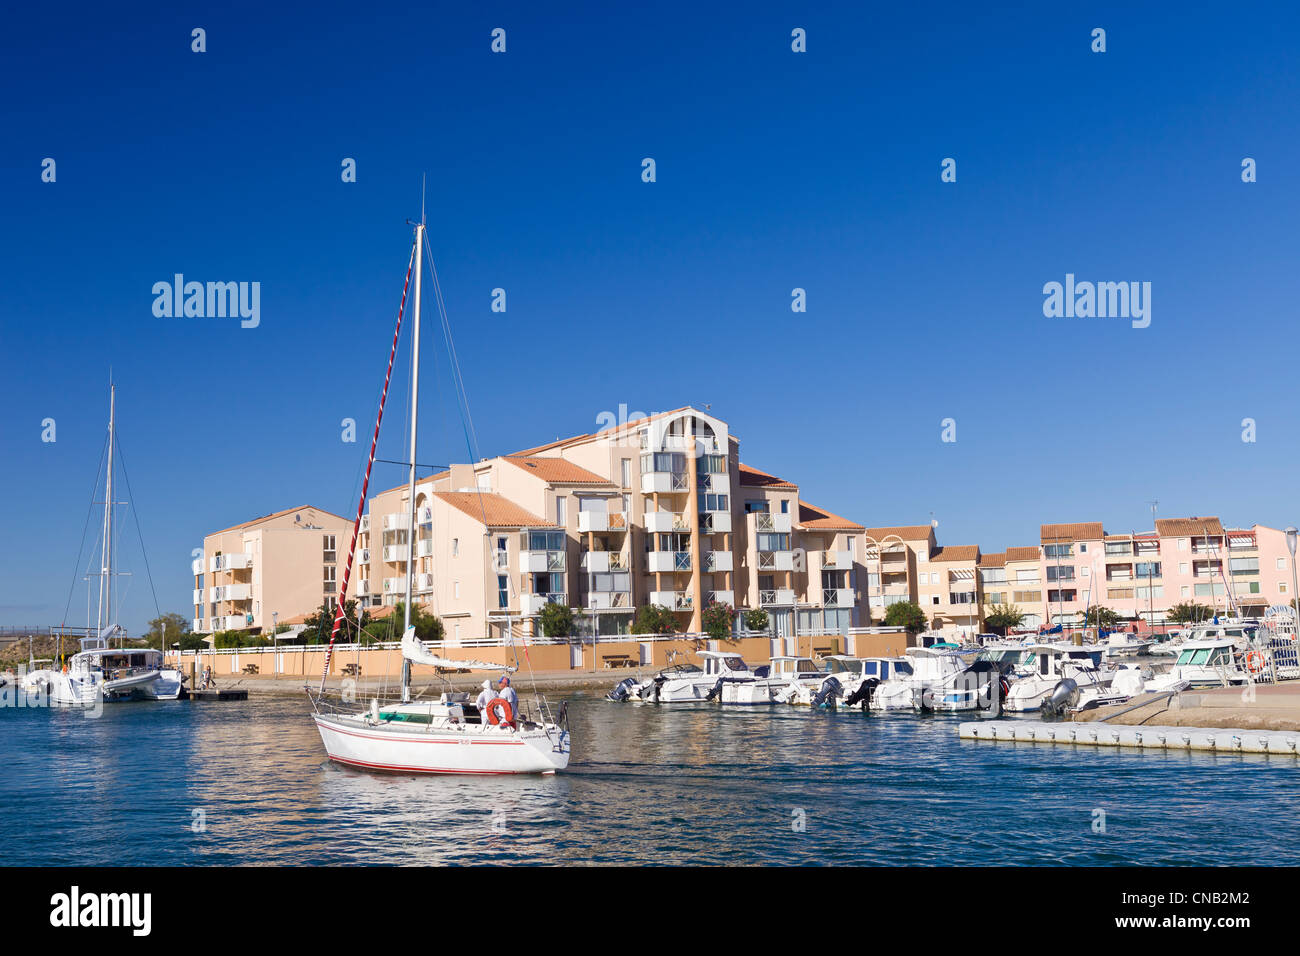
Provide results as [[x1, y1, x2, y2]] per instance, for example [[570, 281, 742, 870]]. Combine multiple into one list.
[[400, 627, 513, 672]]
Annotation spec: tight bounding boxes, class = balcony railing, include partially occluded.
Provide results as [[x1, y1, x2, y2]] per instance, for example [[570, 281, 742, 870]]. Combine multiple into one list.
[[588, 591, 632, 610], [416, 538, 434, 557], [820, 550, 852, 569], [755, 513, 792, 533], [520, 550, 566, 573], [706, 589, 734, 607], [699, 512, 732, 534], [415, 573, 434, 591], [822, 588, 854, 607], [383, 577, 403, 593], [704, 551, 733, 573], [644, 511, 690, 533], [383, 513, 410, 532], [649, 590, 692, 610], [759, 588, 795, 606], [758, 550, 794, 571], [648, 551, 691, 573], [356, 580, 371, 596], [191, 557, 204, 576], [577, 510, 627, 533], [382, 545, 407, 563], [210, 553, 252, 572]]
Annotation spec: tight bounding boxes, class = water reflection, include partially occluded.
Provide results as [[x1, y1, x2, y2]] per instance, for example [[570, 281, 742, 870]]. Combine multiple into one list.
[[2, 691, 1300, 865]]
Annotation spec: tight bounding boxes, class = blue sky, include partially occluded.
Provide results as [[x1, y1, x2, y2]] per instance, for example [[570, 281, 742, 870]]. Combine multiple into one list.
[[2, 2, 1298, 635]]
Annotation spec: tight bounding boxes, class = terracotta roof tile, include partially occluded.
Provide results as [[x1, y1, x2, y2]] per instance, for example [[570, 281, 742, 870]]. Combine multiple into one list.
[[1040, 522, 1105, 543], [977, 552, 1005, 568], [796, 500, 864, 531], [930, 545, 980, 563], [213, 504, 350, 535], [431, 492, 556, 528], [503, 456, 615, 486], [1155, 516, 1224, 537], [737, 463, 798, 490], [862, 525, 934, 542], [1005, 546, 1041, 563]]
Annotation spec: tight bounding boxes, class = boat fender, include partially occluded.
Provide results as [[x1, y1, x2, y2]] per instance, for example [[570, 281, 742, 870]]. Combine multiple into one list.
[[485, 698, 514, 728]]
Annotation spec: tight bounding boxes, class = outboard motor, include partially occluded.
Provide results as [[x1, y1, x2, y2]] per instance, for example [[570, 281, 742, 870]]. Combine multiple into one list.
[[705, 677, 726, 701], [606, 677, 638, 703], [1041, 677, 1079, 717], [844, 677, 879, 708], [811, 676, 842, 708]]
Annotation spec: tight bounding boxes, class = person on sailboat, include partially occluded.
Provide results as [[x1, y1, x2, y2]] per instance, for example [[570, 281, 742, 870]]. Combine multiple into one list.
[[496, 675, 519, 728], [475, 679, 494, 723]]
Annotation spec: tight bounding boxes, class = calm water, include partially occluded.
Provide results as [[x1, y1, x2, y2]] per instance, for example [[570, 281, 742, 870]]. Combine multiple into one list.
[[2, 691, 1299, 865]]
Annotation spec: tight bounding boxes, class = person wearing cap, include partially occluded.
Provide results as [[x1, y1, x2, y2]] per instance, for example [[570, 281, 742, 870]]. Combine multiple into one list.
[[496, 675, 519, 727], [475, 679, 494, 724]]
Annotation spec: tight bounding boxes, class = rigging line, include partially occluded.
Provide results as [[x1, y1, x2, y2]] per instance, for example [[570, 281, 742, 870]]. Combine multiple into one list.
[[422, 240, 528, 676], [61, 431, 110, 627], [112, 436, 162, 628]]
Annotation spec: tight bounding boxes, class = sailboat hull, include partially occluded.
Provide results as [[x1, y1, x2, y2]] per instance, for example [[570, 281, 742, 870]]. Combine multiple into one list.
[[312, 713, 570, 775]]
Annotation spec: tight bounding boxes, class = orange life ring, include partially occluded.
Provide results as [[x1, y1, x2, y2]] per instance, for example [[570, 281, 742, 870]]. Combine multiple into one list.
[[1245, 650, 1266, 675], [485, 697, 514, 727]]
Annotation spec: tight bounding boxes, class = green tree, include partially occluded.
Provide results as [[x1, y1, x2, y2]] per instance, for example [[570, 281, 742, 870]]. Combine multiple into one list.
[[1083, 605, 1121, 627], [539, 601, 575, 639], [385, 602, 444, 643], [178, 633, 209, 651], [300, 599, 370, 644], [884, 601, 928, 635], [982, 603, 1025, 635], [742, 608, 770, 633], [144, 612, 190, 651], [631, 604, 678, 635], [1167, 601, 1214, 624], [701, 602, 735, 640]]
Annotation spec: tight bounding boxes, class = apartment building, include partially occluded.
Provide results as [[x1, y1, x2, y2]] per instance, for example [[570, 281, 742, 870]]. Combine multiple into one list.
[[319, 407, 872, 642], [190, 505, 353, 634]]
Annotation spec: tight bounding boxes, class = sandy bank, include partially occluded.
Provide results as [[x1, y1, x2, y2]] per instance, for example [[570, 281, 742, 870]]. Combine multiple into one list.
[[1076, 684, 1300, 732]]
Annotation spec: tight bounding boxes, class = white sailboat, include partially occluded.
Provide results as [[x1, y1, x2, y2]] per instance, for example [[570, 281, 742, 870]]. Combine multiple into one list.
[[308, 217, 570, 775], [20, 385, 184, 705]]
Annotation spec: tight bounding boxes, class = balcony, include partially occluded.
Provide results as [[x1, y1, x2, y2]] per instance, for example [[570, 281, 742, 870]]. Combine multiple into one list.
[[820, 550, 852, 569], [648, 551, 691, 573], [754, 513, 792, 534], [696, 473, 729, 495], [760, 588, 796, 606], [360, 547, 371, 564], [192, 588, 203, 605], [383, 577, 404, 594], [383, 513, 410, 532], [382, 545, 407, 563], [758, 550, 795, 572], [212, 614, 249, 631], [699, 511, 732, 534], [416, 538, 434, 558], [414, 573, 434, 591], [641, 470, 690, 495], [191, 557, 204, 576], [582, 551, 631, 573], [520, 549, 566, 573], [192, 618, 204, 633], [209, 552, 251, 572], [356, 579, 371, 596], [359, 514, 370, 533], [704, 551, 733, 573], [209, 583, 252, 602], [418, 506, 432, 525], [493, 550, 510, 571], [644, 511, 690, 534], [588, 591, 632, 611], [822, 587, 855, 608], [706, 589, 735, 607], [521, 592, 567, 616], [649, 590, 693, 611], [577, 510, 627, 533]]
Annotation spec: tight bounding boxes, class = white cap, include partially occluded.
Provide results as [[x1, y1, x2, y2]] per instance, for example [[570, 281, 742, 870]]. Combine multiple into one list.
[[482, 679, 492, 689]]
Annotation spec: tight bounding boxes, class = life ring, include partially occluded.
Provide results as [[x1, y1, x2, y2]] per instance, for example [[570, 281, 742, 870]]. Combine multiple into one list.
[[485, 697, 514, 727], [1245, 650, 1266, 675]]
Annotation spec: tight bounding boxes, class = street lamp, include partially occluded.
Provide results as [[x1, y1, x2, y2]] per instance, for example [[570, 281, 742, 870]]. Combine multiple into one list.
[[1286, 528, 1298, 625]]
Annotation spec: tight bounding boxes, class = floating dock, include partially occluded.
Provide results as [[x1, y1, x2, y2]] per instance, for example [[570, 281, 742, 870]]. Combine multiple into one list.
[[959, 720, 1300, 755], [187, 689, 248, 701]]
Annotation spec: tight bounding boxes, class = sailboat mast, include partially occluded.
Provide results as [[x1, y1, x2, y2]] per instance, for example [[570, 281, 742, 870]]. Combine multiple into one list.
[[98, 384, 116, 636], [401, 222, 425, 700]]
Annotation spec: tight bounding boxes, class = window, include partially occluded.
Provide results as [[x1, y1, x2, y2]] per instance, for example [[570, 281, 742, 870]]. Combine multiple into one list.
[[1179, 563, 1189, 575], [323, 535, 336, 563], [454, 624, 462, 642], [1136, 562, 1161, 578], [498, 576, 509, 609], [744, 500, 769, 514], [1044, 544, 1073, 559], [984, 592, 1005, 604], [780, 500, 789, 514], [1178, 538, 1188, 551], [555, 496, 567, 525], [620, 458, 631, 487], [529, 531, 565, 551], [758, 533, 790, 551], [1281, 583, 1289, 594], [1104, 541, 1132, 555], [1015, 569, 1038, 582], [1135, 585, 1164, 599], [323, 565, 336, 594], [641, 452, 684, 474], [1047, 589, 1077, 602], [949, 591, 976, 605], [1047, 566, 1075, 582], [452, 538, 459, 557], [701, 454, 726, 474], [1181, 586, 1190, 597], [476, 473, 491, 491], [1279, 558, 1287, 570], [699, 493, 729, 512], [1230, 557, 1259, 576], [1012, 590, 1041, 603]]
